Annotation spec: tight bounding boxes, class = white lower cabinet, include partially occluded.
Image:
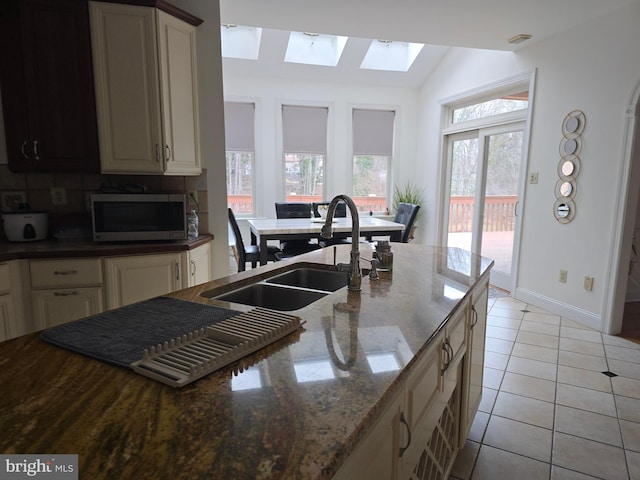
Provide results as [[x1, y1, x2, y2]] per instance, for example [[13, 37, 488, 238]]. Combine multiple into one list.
[[0, 292, 17, 342], [187, 242, 212, 287], [104, 252, 183, 309], [334, 280, 488, 480], [30, 258, 104, 330]]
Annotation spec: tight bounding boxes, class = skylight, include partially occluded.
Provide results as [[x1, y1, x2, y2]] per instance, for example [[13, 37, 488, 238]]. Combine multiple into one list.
[[220, 24, 262, 60], [284, 31, 348, 67], [360, 40, 424, 72]]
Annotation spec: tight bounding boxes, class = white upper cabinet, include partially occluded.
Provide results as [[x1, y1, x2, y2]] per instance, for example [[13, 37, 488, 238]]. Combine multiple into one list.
[[89, 2, 202, 175]]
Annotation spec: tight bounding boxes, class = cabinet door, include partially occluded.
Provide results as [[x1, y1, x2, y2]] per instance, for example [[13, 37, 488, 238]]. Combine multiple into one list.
[[89, 2, 164, 174], [0, 294, 17, 342], [32, 287, 103, 330], [187, 242, 212, 287], [104, 253, 183, 309], [157, 10, 200, 175], [0, 0, 99, 172], [461, 277, 489, 443], [333, 388, 403, 480]]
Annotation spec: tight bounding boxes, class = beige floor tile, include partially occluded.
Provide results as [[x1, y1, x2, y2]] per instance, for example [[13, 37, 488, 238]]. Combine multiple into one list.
[[554, 405, 622, 447], [558, 350, 608, 372], [606, 344, 640, 364], [478, 387, 497, 414], [516, 330, 560, 349], [450, 440, 480, 480], [471, 445, 550, 480], [551, 465, 613, 479], [602, 334, 640, 349], [560, 338, 605, 357], [556, 383, 617, 417], [557, 365, 613, 393], [608, 358, 640, 380], [484, 351, 509, 371], [487, 315, 522, 330], [611, 376, 640, 399], [520, 320, 560, 336], [492, 391, 554, 429], [507, 355, 558, 381], [500, 371, 556, 402], [615, 395, 640, 423], [487, 306, 525, 320], [483, 367, 504, 390], [492, 297, 528, 310], [523, 311, 561, 325], [526, 304, 554, 315], [560, 326, 603, 344], [483, 415, 552, 462], [621, 419, 640, 453], [511, 342, 559, 364], [468, 411, 489, 443], [484, 337, 514, 355], [561, 318, 594, 330], [552, 432, 628, 480], [626, 449, 640, 480], [486, 325, 518, 342]]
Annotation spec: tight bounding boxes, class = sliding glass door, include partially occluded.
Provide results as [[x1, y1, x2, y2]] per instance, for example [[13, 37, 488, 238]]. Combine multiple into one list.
[[444, 123, 525, 292]]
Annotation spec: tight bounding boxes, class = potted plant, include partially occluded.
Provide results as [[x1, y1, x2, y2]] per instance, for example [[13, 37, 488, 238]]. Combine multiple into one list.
[[392, 182, 424, 241]]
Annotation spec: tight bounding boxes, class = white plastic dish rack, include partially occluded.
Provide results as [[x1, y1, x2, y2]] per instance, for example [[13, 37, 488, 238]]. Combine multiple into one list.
[[131, 307, 303, 387]]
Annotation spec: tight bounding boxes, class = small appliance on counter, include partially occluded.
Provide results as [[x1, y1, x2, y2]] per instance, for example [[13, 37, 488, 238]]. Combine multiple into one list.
[[2, 209, 49, 242]]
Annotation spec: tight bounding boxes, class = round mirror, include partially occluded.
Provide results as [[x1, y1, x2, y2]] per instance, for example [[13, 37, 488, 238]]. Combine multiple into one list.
[[564, 139, 578, 155], [565, 117, 580, 133], [561, 160, 575, 176], [560, 182, 573, 196], [557, 203, 570, 218]]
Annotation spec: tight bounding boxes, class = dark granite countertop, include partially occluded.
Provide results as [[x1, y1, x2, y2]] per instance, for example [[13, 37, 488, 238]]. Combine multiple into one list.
[[0, 234, 214, 262], [0, 243, 492, 479]]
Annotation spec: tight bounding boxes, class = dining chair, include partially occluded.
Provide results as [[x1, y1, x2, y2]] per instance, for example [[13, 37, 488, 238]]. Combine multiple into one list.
[[274, 202, 322, 256], [394, 202, 421, 243], [313, 201, 350, 247], [228, 208, 282, 272]]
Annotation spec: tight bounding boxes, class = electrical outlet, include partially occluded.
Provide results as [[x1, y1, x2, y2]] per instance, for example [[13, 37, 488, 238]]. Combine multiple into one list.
[[50, 187, 67, 206], [584, 276, 594, 291], [529, 172, 539, 184], [188, 190, 199, 207], [559, 269, 568, 283]]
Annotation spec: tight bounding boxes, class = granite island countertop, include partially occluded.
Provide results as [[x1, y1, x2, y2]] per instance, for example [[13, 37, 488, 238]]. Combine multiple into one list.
[[0, 243, 492, 479]]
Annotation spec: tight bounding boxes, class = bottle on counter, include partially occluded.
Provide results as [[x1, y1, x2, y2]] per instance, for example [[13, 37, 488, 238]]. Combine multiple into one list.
[[187, 210, 199, 239]]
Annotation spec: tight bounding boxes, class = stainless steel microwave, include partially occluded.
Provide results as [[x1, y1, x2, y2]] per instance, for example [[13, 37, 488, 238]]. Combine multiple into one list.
[[91, 194, 187, 242]]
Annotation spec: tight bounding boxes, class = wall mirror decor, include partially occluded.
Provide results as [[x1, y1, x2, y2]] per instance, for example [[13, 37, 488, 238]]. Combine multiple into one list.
[[554, 110, 585, 223]]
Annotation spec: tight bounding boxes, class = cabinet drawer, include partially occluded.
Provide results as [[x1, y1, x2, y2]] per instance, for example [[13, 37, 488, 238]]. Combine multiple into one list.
[[448, 309, 467, 362], [0, 263, 9, 295], [30, 259, 103, 288], [405, 340, 441, 430]]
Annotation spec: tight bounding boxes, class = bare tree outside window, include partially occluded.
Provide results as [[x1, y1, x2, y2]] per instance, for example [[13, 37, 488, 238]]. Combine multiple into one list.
[[284, 153, 324, 201], [353, 155, 389, 212], [226, 151, 254, 214]]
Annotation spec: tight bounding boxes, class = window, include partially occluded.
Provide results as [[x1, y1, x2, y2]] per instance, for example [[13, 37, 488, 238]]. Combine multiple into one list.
[[352, 108, 395, 213], [452, 91, 528, 124], [225, 102, 255, 215], [282, 105, 328, 202]]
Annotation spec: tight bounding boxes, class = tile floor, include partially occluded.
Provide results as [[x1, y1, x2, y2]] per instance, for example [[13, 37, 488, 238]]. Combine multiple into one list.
[[450, 295, 640, 480]]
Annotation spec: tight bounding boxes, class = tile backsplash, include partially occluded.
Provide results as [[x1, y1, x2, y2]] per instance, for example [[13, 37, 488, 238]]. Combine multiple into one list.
[[0, 165, 209, 240]]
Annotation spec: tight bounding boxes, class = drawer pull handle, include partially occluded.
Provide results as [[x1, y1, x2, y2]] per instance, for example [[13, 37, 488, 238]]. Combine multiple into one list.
[[33, 140, 40, 160], [21, 140, 30, 159], [441, 342, 450, 373], [190, 260, 196, 277], [54, 270, 78, 275], [54, 291, 79, 296], [471, 305, 479, 328], [399, 412, 412, 458], [165, 144, 171, 161]]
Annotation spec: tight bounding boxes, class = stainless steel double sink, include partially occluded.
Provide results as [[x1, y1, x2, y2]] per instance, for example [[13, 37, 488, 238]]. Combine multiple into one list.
[[201, 265, 348, 311]]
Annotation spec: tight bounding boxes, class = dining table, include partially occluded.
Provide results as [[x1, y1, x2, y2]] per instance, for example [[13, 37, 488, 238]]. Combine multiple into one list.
[[247, 216, 406, 265]]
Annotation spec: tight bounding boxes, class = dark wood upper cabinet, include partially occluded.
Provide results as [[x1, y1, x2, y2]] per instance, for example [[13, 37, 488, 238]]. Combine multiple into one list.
[[0, 0, 100, 173]]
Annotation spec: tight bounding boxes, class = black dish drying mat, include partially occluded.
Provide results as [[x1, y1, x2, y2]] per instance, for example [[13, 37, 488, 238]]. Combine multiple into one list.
[[40, 297, 241, 367]]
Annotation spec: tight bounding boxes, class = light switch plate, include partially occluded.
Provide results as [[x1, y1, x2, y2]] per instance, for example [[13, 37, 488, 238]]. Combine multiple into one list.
[[51, 187, 67, 206]]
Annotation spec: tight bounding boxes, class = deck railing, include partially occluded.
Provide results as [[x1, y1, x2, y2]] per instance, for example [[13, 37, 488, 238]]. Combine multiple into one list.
[[228, 194, 518, 232]]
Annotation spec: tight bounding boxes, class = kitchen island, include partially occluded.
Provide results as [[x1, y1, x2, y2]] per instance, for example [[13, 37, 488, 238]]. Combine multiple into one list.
[[0, 243, 492, 479]]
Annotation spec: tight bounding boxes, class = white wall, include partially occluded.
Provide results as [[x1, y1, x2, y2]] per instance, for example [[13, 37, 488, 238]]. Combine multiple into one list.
[[222, 75, 421, 218], [416, 2, 640, 331]]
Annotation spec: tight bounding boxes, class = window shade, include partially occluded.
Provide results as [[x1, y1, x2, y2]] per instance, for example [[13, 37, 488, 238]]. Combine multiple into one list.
[[224, 102, 255, 151], [282, 105, 328, 153], [353, 109, 395, 156]]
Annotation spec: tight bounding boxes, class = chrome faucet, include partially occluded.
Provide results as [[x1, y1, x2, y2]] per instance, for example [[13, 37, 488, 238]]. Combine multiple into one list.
[[321, 194, 362, 291]]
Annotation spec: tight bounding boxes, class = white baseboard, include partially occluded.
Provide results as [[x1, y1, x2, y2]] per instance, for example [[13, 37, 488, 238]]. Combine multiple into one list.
[[514, 287, 602, 332]]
